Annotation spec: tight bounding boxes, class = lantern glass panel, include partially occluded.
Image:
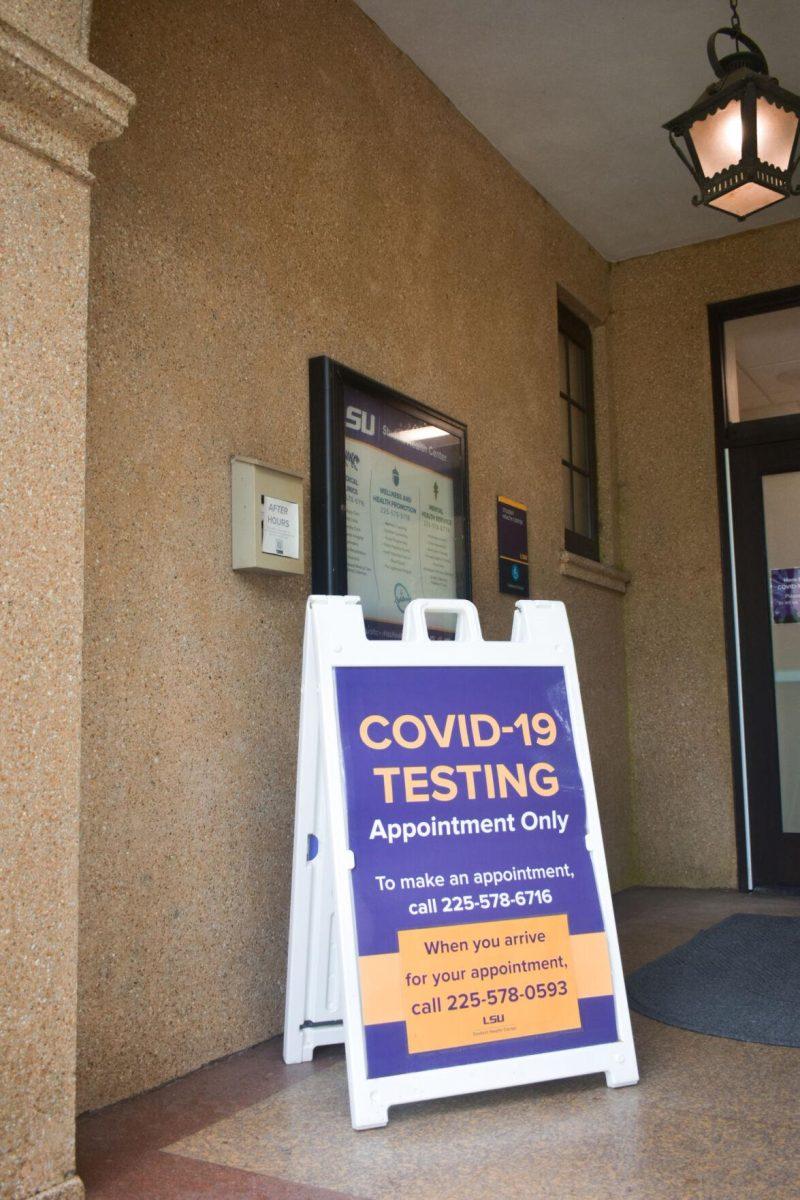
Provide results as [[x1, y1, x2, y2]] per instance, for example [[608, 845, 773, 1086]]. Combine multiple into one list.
[[756, 97, 799, 169], [690, 98, 743, 177], [709, 181, 784, 217]]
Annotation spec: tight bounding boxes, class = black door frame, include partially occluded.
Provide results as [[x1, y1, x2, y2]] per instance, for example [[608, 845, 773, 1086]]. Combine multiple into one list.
[[729, 438, 800, 886], [709, 283, 800, 890]]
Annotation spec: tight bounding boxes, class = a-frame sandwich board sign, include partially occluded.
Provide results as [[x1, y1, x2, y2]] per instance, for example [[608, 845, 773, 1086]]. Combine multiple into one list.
[[284, 595, 637, 1129]]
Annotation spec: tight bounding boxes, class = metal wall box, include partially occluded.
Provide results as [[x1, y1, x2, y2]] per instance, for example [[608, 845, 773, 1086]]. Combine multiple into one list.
[[231, 455, 304, 574]]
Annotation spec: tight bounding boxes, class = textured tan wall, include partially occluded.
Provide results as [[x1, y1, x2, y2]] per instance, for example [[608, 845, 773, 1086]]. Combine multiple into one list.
[[2, 0, 89, 52], [0, 4, 91, 1197], [0, 136, 88, 1200], [80, 0, 633, 1110], [611, 216, 800, 888]]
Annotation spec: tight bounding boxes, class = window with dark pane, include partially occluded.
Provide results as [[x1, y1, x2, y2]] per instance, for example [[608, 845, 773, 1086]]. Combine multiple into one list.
[[558, 303, 599, 560]]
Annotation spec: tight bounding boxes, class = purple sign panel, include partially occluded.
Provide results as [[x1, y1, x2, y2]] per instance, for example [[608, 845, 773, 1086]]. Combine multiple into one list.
[[771, 568, 800, 624], [335, 665, 616, 1079], [497, 496, 530, 597]]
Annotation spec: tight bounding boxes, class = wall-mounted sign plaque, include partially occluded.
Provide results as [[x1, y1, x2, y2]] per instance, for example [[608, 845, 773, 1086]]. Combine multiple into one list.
[[497, 495, 529, 596]]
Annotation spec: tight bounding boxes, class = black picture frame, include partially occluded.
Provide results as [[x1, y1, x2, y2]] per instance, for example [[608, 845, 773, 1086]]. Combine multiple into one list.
[[309, 356, 472, 638]]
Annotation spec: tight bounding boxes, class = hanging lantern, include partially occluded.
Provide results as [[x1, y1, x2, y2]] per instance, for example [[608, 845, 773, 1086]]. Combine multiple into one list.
[[664, 0, 800, 220]]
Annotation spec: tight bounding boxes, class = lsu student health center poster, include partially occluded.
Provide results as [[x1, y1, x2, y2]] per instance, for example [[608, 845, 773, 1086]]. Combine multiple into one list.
[[343, 389, 459, 638], [335, 665, 617, 1079]]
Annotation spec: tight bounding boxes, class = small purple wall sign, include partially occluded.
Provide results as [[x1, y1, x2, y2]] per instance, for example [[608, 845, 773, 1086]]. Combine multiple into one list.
[[496, 496, 530, 597]]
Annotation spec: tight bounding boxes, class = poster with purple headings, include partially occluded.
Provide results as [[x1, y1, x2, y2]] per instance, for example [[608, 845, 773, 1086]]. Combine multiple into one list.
[[335, 663, 616, 1080]]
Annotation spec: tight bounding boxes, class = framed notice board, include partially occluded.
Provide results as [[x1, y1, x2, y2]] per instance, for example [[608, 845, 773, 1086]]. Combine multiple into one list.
[[309, 357, 471, 638]]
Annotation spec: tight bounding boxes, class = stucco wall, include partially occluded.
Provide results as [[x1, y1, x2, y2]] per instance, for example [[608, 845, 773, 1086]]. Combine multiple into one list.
[[611, 217, 800, 888], [1, 4, 108, 1197], [1, 131, 89, 1200], [80, 0, 632, 1110], [2, 0, 89, 53]]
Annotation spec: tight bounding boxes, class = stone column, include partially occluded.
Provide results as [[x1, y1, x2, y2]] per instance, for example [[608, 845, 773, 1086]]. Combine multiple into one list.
[[0, 7, 133, 1198]]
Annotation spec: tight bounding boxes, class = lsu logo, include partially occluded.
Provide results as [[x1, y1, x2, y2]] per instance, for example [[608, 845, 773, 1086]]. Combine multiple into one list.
[[345, 405, 376, 437]]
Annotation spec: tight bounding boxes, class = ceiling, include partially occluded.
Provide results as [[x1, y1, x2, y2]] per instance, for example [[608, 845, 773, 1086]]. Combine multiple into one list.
[[355, 0, 800, 260]]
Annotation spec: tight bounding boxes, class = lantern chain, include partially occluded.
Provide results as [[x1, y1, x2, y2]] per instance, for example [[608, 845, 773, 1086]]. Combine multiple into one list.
[[729, 0, 741, 45]]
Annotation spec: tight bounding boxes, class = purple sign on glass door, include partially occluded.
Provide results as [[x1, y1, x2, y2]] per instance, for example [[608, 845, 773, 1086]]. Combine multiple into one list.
[[771, 568, 800, 623]]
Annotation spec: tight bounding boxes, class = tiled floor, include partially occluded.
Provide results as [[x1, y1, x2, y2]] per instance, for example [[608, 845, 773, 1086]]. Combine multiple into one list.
[[78, 888, 800, 1200]]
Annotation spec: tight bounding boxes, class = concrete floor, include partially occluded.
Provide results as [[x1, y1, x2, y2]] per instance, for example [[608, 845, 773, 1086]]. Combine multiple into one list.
[[77, 887, 800, 1199]]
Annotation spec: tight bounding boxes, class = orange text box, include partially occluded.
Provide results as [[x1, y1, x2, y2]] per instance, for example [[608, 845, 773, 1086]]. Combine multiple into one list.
[[397, 914, 581, 1053]]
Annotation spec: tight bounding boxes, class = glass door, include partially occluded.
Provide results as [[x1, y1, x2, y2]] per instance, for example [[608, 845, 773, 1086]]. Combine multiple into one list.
[[764, 471, 800, 839], [729, 441, 800, 886], [712, 289, 800, 888]]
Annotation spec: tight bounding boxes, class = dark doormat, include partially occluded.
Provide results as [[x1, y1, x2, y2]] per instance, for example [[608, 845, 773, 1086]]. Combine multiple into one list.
[[626, 913, 800, 1047]]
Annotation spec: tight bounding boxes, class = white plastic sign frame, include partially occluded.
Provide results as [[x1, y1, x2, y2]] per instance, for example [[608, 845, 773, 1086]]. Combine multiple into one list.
[[284, 596, 637, 1129]]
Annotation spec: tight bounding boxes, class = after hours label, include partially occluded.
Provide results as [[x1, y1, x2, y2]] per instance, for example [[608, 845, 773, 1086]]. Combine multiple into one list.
[[335, 665, 617, 1079]]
